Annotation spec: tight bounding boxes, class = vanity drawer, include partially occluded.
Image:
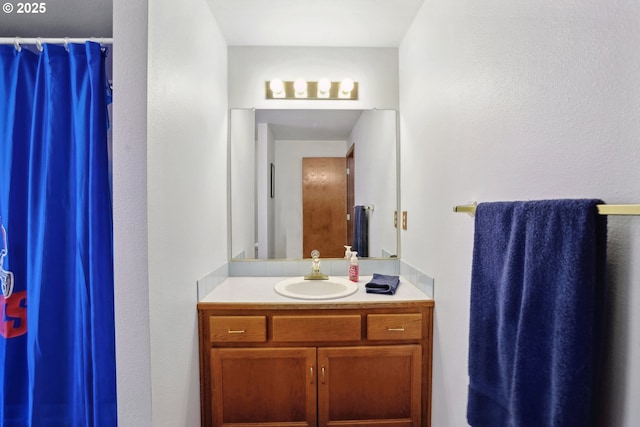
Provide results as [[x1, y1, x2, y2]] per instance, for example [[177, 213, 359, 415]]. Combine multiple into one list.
[[367, 313, 423, 341], [272, 315, 361, 342], [209, 316, 267, 343]]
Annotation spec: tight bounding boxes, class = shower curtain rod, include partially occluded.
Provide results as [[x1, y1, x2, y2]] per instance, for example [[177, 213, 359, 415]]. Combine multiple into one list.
[[0, 37, 113, 46], [453, 203, 640, 216]]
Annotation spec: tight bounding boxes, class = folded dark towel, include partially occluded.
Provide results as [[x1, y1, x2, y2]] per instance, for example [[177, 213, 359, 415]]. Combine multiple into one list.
[[365, 273, 400, 295]]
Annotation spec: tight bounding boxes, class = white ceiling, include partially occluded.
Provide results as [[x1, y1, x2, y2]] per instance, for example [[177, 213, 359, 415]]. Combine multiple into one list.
[[207, 0, 425, 47], [256, 109, 364, 140]]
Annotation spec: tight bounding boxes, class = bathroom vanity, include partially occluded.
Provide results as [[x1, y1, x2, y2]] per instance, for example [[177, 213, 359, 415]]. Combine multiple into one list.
[[197, 276, 434, 427]]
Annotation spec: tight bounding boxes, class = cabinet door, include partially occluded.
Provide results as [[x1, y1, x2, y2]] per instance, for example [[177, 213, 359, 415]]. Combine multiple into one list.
[[317, 345, 422, 427], [211, 347, 317, 427]]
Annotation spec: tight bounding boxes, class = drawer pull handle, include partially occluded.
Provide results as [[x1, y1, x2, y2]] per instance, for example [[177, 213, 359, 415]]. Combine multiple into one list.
[[310, 366, 314, 384], [321, 366, 326, 384], [387, 327, 405, 332], [227, 329, 246, 334]]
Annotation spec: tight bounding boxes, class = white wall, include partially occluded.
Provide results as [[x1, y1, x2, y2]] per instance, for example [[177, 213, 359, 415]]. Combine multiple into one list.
[[147, 1, 228, 427], [349, 109, 398, 257], [267, 128, 276, 257], [256, 123, 277, 258], [400, 2, 640, 426], [113, 0, 228, 424], [228, 46, 399, 110], [112, 0, 152, 425], [256, 123, 268, 258], [274, 140, 347, 258], [231, 109, 256, 259]]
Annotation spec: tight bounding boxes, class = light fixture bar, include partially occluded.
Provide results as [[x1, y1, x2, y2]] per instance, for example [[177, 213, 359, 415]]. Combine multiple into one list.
[[265, 80, 358, 100]]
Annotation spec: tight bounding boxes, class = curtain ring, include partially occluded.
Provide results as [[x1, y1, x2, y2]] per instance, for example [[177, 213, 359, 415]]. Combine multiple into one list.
[[35, 37, 43, 52], [13, 37, 21, 52], [64, 37, 70, 52]]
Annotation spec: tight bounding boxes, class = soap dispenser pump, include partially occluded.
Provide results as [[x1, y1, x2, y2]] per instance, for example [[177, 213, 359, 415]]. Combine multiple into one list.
[[349, 251, 359, 282]]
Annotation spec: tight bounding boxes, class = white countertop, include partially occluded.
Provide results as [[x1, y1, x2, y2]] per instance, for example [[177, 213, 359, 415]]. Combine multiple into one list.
[[199, 275, 433, 304]]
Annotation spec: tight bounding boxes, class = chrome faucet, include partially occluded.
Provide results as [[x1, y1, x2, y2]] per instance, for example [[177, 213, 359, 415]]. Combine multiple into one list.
[[304, 250, 329, 280]]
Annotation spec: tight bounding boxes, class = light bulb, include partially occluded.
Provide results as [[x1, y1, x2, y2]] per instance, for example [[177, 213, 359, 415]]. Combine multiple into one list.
[[317, 78, 331, 97], [294, 78, 307, 94], [269, 79, 284, 97], [340, 78, 354, 95], [294, 78, 307, 98]]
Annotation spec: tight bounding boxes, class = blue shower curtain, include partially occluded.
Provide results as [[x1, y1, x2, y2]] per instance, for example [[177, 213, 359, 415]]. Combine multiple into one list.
[[0, 42, 116, 426]]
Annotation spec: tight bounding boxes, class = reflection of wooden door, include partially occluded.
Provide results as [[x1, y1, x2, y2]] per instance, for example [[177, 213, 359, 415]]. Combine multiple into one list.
[[303, 157, 347, 258]]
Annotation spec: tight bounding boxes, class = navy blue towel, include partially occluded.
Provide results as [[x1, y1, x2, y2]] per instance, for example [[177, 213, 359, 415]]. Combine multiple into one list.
[[467, 199, 607, 427], [365, 273, 400, 295], [353, 205, 369, 257]]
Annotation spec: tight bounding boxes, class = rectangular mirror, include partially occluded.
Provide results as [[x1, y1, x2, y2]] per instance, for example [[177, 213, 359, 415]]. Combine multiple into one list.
[[229, 108, 399, 260]]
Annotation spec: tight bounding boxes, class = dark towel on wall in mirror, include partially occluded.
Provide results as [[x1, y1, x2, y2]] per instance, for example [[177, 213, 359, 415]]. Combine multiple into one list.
[[467, 199, 607, 427], [365, 273, 400, 295], [353, 205, 368, 257]]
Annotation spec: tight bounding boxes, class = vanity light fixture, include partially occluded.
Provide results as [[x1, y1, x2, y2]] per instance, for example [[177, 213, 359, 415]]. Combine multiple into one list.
[[265, 78, 358, 100]]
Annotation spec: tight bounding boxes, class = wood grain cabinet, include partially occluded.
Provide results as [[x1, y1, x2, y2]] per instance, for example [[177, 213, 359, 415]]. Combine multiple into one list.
[[198, 301, 434, 427]]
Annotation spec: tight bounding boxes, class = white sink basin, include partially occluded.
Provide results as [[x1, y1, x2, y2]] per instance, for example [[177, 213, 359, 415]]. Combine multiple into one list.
[[274, 276, 358, 300]]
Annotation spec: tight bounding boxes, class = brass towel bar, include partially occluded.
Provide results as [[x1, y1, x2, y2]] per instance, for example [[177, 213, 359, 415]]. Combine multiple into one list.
[[453, 203, 640, 216]]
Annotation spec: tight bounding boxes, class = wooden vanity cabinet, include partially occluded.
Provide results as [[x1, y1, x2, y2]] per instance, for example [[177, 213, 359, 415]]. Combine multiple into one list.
[[198, 301, 434, 427]]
